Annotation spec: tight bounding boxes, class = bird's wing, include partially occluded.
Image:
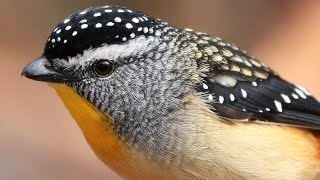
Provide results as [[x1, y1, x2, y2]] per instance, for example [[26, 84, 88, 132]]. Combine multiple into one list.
[[196, 35, 320, 129]]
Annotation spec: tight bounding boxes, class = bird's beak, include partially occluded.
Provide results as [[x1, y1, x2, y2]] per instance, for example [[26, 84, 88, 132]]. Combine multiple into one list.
[[22, 57, 68, 83]]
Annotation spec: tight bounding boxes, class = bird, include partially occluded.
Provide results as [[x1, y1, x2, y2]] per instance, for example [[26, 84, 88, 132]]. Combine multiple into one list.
[[22, 5, 320, 180]]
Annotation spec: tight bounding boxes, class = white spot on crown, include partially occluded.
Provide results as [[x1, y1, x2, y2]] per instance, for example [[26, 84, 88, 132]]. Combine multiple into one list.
[[93, 12, 101, 17], [81, 24, 88, 29], [132, 17, 139, 23], [155, 30, 162, 37], [63, 19, 70, 24], [79, 10, 87, 15], [79, 19, 87, 24], [95, 23, 102, 28], [114, 17, 122, 23], [72, 31, 78, 36], [143, 27, 149, 33], [65, 26, 72, 31], [106, 22, 114, 26], [130, 33, 135, 38]]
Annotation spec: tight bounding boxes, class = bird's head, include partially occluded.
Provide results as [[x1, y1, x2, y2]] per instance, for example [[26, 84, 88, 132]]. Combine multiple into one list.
[[22, 5, 200, 155]]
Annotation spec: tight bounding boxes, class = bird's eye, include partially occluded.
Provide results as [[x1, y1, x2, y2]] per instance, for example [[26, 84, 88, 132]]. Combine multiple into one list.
[[94, 60, 114, 76]]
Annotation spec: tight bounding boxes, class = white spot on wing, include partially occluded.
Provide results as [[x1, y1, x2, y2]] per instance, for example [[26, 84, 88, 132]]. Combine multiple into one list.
[[291, 93, 299, 99], [241, 89, 247, 98], [219, 96, 224, 104], [203, 83, 208, 90], [244, 60, 252, 67], [294, 88, 307, 99], [252, 82, 258, 86], [208, 94, 213, 101], [296, 85, 311, 96], [281, 94, 291, 103], [230, 94, 235, 101], [274, 100, 283, 112]]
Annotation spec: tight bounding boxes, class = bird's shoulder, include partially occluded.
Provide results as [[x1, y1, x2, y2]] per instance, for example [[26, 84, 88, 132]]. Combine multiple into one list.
[[183, 30, 320, 129]]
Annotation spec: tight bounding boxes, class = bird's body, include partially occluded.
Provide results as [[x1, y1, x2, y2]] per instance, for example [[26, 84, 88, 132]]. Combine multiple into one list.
[[23, 5, 320, 179], [52, 83, 320, 179]]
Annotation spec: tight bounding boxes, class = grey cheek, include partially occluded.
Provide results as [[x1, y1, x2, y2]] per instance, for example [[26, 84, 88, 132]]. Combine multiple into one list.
[[68, 54, 193, 164]]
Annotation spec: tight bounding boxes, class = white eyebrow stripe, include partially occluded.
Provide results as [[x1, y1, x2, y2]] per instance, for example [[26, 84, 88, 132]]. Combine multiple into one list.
[[67, 36, 160, 66]]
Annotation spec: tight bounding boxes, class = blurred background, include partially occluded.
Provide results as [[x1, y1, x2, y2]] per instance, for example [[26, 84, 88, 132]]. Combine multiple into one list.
[[1, 0, 320, 179]]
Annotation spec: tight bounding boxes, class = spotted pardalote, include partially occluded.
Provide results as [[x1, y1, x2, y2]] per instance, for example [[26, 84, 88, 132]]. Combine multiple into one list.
[[22, 5, 320, 180]]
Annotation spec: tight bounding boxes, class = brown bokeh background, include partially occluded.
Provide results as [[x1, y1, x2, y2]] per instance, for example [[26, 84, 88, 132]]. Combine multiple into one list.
[[1, 1, 319, 179]]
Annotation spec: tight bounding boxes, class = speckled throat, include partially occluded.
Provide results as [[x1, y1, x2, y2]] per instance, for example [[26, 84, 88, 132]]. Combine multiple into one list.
[[65, 30, 201, 164]]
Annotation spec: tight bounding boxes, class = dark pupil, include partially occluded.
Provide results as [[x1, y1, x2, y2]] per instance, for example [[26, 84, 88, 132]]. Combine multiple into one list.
[[95, 60, 113, 76]]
